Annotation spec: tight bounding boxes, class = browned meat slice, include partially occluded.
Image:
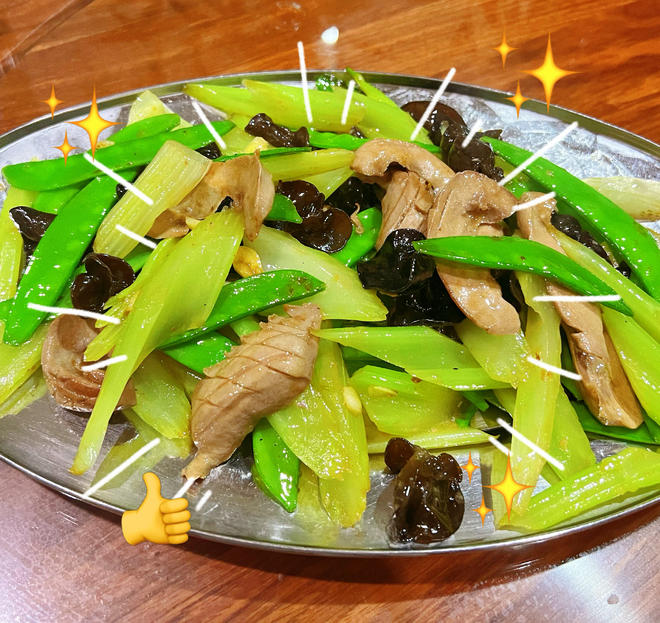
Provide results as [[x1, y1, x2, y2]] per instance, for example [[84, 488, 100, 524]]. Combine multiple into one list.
[[516, 192, 642, 428], [426, 171, 520, 334], [182, 304, 322, 479], [351, 139, 454, 191], [377, 171, 434, 248], [41, 315, 136, 412], [148, 153, 275, 240]]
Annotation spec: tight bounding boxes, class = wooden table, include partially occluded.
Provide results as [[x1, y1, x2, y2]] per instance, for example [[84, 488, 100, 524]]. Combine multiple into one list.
[[0, 0, 658, 620]]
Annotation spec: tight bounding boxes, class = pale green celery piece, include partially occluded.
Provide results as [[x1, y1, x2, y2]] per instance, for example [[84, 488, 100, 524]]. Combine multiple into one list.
[[350, 365, 462, 435], [556, 231, 660, 342], [345, 68, 398, 107], [268, 339, 368, 492], [245, 227, 386, 322], [493, 387, 516, 413], [510, 273, 561, 513], [480, 446, 509, 525], [315, 340, 370, 528], [128, 90, 191, 128], [85, 239, 177, 361], [315, 326, 505, 390], [365, 416, 489, 454], [302, 167, 353, 198], [262, 149, 354, 181], [222, 115, 254, 155], [185, 84, 263, 121], [230, 315, 261, 337], [455, 320, 530, 387], [0, 321, 49, 404], [295, 465, 342, 539], [0, 369, 46, 418], [583, 177, 660, 221], [1, 187, 36, 302], [71, 210, 243, 474], [509, 447, 660, 531], [602, 307, 660, 425], [91, 409, 191, 491], [159, 353, 202, 400], [94, 141, 211, 257], [131, 351, 191, 439], [358, 96, 431, 144]]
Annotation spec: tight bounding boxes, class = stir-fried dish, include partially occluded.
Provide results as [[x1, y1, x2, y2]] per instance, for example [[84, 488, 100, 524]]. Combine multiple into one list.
[[1, 71, 659, 545]]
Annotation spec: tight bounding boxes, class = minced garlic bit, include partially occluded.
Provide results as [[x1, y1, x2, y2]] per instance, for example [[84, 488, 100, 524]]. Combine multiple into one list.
[[244, 137, 273, 153], [343, 385, 363, 415], [233, 246, 263, 277], [368, 385, 398, 398], [185, 217, 201, 230]]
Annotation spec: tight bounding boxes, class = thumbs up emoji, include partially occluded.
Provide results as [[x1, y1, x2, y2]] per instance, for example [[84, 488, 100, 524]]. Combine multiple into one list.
[[121, 472, 191, 545]]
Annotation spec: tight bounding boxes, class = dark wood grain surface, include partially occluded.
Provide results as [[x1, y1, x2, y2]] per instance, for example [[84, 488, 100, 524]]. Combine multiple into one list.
[[0, 1, 658, 621]]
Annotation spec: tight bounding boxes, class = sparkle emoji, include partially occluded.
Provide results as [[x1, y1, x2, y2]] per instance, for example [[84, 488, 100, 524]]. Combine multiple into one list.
[[473, 496, 492, 526], [506, 81, 529, 118], [485, 456, 532, 519], [493, 31, 516, 68], [461, 452, 479, 483], [524, 34, 577, 110], [69, 87, 119, 156], [43, 84, 63, 118], [121, 472, 191, 545], [54, 130, 75, 164]]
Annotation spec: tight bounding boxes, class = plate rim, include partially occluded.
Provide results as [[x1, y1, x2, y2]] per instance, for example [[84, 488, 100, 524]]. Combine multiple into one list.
[[1, 70, 658, 557]]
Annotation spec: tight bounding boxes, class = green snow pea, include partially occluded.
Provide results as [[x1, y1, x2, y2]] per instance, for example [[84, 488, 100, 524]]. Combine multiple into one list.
[[267, 194, 303, 224], [483, 137, 660, 299], [163, 334, 235, 375], [331, 208, 382, 267], [252, 418, 300, 512], [573, 402, 660, 446], [109, 113, 180, 143], [161, 270, 325, 348], [414, 236, 631, 315], [2, 121, 233, 191], [2, 171, 138, 345], [308, 130, 441, 154], [32, 186, 81, 215]]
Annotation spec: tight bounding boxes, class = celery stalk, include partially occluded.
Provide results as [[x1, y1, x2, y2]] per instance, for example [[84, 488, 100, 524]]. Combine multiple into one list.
[[303, 167, 353, 198], [557, 231, 660, 342], [345, 68, 398, 107], [316, 326, 506, 391], [94, 141, 211, 257], [583, 177, 660, 221], [0, 369, 46, 418], [602, 307, 660, 425], [509, 273, 561, 512], [510, 447, 660, 531], [350, 365, 462, 435], [262, 149, 354, 181], [128, 90, 191, 128], [71, 210, 243, 474], [246, 227, 386, 322], [131, 351, 191, 439], [1, 187, 36, 302]]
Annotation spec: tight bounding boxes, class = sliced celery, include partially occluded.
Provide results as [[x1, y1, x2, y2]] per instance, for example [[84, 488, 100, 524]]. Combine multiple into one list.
[[245, 227, 386, 322], [72, 210, 243, 474], [262, 149, 354, 181], [557, 231, 660, 342], [583, 177, 660, 221], [345, 68, 398, 107], [1, 187, 36, 302], [0, 321, 49, 404], [315, 326, 504, 390], [0, 369, 46, 418], [510, 447, 660, 531], [94, 141, 211, 257], [131, 351, 191, 439], [602, 307, 660, 425], [350, 365, 462, 435], [128, 90, 190, 128], [302, 167, 353, 198]]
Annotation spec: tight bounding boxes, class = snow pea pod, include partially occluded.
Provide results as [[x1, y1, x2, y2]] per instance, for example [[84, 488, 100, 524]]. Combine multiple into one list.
[[267, 194, 303, 224], [32, 186, 80, 215], [331, 208, 382, 267], [2, 121, 233, 191], [161, 269, 325, 348], [308, 130, 441, 154], [483, 137, 660, 299], [414, 236, 631, 315], [109, 113, 180, 143], [252, 418, 300, 512], [2, 171, 138, 345], [162, 334, 234, 375]]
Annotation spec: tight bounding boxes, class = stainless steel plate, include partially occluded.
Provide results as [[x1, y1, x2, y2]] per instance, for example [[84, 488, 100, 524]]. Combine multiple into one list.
[[0, 71, 658, 556]]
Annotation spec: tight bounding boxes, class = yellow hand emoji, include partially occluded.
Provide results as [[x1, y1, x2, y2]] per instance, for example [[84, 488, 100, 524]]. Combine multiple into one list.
[[121, 472, 191, 545]]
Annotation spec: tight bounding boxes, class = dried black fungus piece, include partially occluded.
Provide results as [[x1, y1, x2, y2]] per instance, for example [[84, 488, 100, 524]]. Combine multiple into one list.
[[274, 180, 352, 253], [196, 142, 222, 160], [71, 253, 135, 313], [551, 212, 610, 261], [326, 177, 380, 214], [385, 273, 464, 326], [349, 126, 366, 139], [245, 113, 310, 148], [357, 229, 435, 294], [385, 438, 464, 544], [9, 206, 56, 256], [401, 100, 466, 143]]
